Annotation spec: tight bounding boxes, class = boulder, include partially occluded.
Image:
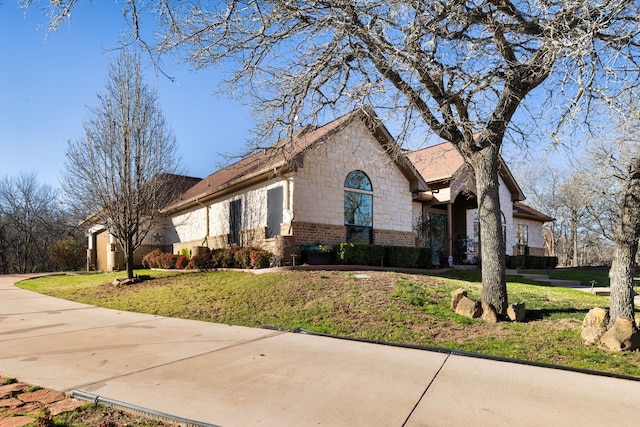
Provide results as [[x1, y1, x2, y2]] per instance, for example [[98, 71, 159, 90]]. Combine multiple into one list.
[[583, 307, 609, 329], [600, 318, 640, 351], [581, 327, 604, 346], [451, 288, 467, 310], [581, 307, 609, 346], [507, 302, 526, 322], [112, 277, 140, 286], [481, 301, 498, 323], [455, 296, 481, 318]]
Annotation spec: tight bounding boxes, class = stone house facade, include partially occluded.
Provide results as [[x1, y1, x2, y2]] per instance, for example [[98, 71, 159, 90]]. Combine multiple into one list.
[[407, 142, 553, 264], [159, 108, 428, 264], [86, 109, 552, 270]]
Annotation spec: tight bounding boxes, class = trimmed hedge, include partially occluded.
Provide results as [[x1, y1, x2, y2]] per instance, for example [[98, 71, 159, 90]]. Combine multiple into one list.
[[506, 255, 558, 269], [142, 246, 274, 270], [333, 243, 433, 269]]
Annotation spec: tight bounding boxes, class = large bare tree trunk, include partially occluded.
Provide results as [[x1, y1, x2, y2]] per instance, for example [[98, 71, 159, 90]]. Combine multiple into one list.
[[470, 146, 508, 316], [609, 159, 640, 326]]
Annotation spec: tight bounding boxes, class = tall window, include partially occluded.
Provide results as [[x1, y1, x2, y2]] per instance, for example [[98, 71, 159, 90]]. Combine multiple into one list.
[[266, 187, 283, 238], [344, 170, 373, 243], [229, 199, 242, 245], [516, 224, 528, 246]]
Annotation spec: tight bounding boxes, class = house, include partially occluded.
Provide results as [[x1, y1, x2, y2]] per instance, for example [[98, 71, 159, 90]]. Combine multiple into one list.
[[407, 142, 553, 265], [158, 107, 428, 265], [85, 174, 202, 271], [86, 108, 552, 270]]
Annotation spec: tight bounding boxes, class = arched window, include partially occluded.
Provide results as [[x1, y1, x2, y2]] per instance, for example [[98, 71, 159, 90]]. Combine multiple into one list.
[[344, 170, 373, 243]]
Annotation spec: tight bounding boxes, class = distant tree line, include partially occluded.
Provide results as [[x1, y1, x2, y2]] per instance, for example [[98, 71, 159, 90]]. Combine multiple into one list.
[[516, 103, 640, 269], [0, 172, 86, 273]]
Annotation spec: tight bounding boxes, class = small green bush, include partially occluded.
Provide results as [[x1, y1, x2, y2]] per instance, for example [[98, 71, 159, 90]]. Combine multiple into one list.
[[506, 255, 558, 269], [333, 243, 433, 269]]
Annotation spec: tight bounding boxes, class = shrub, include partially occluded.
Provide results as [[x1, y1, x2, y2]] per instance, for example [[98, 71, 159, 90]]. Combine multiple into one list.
[[385, 245, 419, 268], [249, 247, 273, 268], [506, 255, 559, 269], [175, 254, 189, 269], [333, 243, 379, 265], [159, 253, 178, 269], [211, 248, 235, 268], [333, 243, 433, 269], [188, 253, 213, 270], [142, 249, 163, 269], [234, 246, 253, 269]]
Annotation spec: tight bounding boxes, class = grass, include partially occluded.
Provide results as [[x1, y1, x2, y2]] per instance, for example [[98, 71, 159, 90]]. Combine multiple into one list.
[[520, 266, 616, 287], [16, 268, 640, 378]]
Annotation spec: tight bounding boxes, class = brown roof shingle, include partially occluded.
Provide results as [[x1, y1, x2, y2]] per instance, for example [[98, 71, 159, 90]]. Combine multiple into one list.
[[406, 141, 464, 183], [513, 202, 554, 222]]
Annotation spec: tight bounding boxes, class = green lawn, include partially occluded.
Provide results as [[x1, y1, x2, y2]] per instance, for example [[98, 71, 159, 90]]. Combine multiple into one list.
[[17, 268, 640, 378], [518, 267, 611, 286]]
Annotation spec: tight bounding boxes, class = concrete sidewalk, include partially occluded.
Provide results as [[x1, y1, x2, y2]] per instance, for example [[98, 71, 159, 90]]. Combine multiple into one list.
[[1, 274, 639, 426]]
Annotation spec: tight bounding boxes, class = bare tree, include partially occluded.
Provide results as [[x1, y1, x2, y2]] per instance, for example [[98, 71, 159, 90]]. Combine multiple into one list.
[[24, 1, 640, 316], [579, 109, 640, 326], [557, 173, 593, 267], [0, 172, 65, 273], [63, 50, 183, 279], [608, 158, 640, 326]]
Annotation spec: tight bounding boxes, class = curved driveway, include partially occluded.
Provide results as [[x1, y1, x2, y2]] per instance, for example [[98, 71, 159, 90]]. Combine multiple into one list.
[[1, 274, 639, 426]]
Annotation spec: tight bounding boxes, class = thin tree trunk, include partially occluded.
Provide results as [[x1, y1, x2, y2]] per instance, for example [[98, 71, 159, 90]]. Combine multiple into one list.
[[126, 237, 135, 280], [471, 146, 508, 316], [609, 158, 640, 327]]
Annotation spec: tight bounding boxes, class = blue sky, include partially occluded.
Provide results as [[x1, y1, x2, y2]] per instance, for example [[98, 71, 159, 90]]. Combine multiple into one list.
[[0, 2, 252, 189]]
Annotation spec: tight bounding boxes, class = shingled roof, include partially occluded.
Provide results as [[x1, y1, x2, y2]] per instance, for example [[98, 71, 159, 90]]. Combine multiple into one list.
[[406, 141, 464, 183], [164, 108, 427, 213], [407, 141, 525, 202], [513, 202, 554, 222]]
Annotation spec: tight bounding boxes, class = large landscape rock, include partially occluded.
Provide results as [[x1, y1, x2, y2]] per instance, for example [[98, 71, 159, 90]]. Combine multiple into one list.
[[450, 288, 467, 310], [600, 317, 640, 351], [481, 301, 498, 323], [507, 302, 526, 322], [581, 307, 609, 346], [455, 296, 482, 318]]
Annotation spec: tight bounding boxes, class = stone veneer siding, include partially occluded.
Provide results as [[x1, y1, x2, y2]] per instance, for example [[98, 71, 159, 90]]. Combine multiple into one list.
[[292, 120, 415, 233]]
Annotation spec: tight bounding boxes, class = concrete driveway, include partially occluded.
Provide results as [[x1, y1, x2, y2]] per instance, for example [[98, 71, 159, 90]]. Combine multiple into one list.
[[1, 273, 639, 426]]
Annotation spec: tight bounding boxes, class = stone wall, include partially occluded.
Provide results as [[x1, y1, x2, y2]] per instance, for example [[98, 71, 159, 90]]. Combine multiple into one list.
[[293, 120, 414, 233]]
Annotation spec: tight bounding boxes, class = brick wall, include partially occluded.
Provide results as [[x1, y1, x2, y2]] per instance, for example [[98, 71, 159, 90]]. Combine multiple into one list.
[[373, 229, 416, 247], [292, 221, 346, 248]]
